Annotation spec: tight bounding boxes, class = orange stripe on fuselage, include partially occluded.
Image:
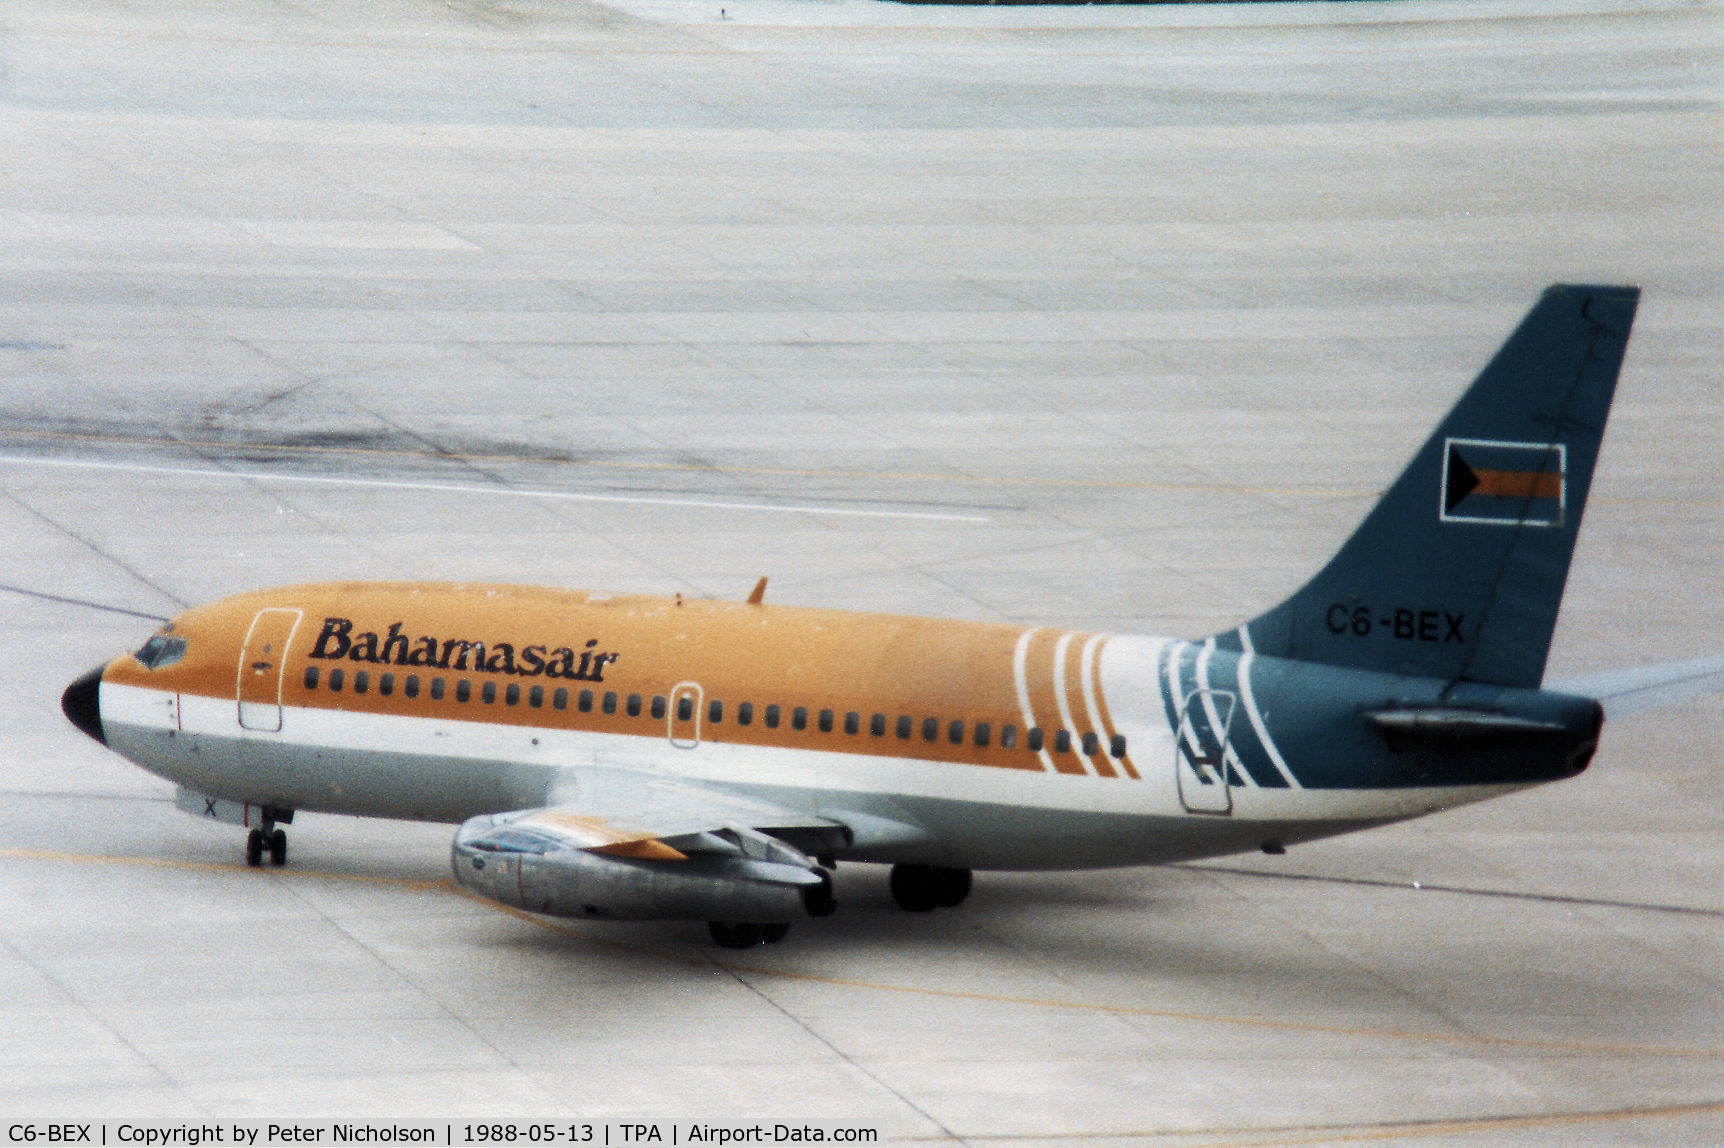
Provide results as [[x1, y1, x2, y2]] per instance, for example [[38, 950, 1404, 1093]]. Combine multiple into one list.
[[1083, 635, 1128, 779], [1063, 635, 1114, 778], [1021, 629, 1086, 775]]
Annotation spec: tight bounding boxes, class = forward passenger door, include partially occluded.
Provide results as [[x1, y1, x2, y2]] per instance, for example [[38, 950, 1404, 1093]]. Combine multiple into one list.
[[237, 608, 302, 732]]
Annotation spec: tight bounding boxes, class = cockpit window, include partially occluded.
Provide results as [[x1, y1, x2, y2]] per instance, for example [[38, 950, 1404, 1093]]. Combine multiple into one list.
[[134, 635, 188, 670]]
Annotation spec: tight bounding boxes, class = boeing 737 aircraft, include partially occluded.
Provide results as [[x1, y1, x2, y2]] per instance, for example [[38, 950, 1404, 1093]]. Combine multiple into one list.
[[60, 284, 1718, 947]]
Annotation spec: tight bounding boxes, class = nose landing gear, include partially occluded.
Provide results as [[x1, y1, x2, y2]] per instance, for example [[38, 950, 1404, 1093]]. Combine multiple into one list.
[[246, 827, 287, 867], [244, 809, 292, 867]]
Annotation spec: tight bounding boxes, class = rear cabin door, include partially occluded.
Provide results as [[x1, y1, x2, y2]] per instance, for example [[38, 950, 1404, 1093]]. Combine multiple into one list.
[[1175, 688, 1236, 815], [237, 608, 302, 732]]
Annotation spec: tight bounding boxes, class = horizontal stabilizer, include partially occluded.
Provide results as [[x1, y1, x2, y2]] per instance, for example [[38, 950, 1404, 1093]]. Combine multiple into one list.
[[1548, 653, 1724, 719]]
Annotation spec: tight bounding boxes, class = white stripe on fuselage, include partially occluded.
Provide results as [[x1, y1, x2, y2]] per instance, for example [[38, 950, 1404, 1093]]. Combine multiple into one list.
[[1237, 650, 1300, 789], [1078, 634, 1111, 771], [1012, 628, 1057, 773], [1051, 632, 1099, 778], [98, 674, 1528, 869], [1195, 640, 1254, 789]]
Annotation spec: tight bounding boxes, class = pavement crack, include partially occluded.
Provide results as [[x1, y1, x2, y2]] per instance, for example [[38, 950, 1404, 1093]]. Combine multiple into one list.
[[0, 488, 188, 612]]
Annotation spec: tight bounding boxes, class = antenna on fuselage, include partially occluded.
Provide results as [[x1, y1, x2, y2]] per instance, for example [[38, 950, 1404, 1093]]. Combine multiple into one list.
[[746, 577, 768, 605]]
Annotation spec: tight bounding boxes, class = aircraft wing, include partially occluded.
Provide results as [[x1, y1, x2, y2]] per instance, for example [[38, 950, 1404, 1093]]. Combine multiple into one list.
[[1548, 653, 1724, 719], [451, 770, 857, 925], [481, 768, 854, 860]]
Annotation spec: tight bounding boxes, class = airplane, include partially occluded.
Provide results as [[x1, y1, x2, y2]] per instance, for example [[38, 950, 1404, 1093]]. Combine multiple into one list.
[[58, 283, 1723, 948]]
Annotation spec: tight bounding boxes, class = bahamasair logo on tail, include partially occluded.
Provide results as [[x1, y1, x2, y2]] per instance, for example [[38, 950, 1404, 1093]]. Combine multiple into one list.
[[307, 617, 621, 681], [65, 284, 1723, 949]]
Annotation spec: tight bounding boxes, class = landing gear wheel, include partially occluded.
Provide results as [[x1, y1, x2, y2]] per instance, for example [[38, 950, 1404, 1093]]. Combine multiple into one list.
[[268, 828, 287, 867], [889, 864, 939, 911], [802, 870, 837, 918], [709, 921, 766, 949], [245, 829, 264, 868], [761, 923, 791, 944], [890, 864, 973, 911]]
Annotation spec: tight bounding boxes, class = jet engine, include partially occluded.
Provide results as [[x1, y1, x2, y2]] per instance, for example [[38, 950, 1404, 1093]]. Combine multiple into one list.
[[451, 809, 833, 923]]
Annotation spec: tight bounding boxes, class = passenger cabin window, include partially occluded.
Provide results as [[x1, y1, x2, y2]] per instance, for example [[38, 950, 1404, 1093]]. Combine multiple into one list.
[[869, 713, 885, 737], [456, 680, 471, 703], [1001, 725, 1017, 750], [738, 702, 753, 727], [380, 673, 394, 697], [506, 683, 521, 706], [974, 722, 990, 748], [354, 671, 369, 695], [578, 689, 593, 712], [651, 696, 666, 719], [1081, 731, 1099, 755], [1054, 730, 1072, 753], [329, 668, 345, 692], [1109, 733, 1127, 757], [529, 685, 543, 708], [765, 705, 781, 729], [922, 717, 938, 743], [134, 635, 188, 670], [304, 667, 319, 689], [818, 709, 833, 733], [430, 677, 445, 700], [627, 693, 642, 717], [1028, 727, 1043, 752], [793, 707, 808, 731], [709, 700, 723, 724], [896, 715, 912, 740], [603, 692, 617, 715], [948, 720, 964, 745], [553, 688, 568, 710], [481, 681, 496, 704], [405, 675, 420, 699], [844, 711, 860, 735], [677, 696, 694, 721]]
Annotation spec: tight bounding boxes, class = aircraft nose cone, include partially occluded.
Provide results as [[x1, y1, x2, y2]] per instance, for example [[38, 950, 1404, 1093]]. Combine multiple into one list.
[[62, 665, 106, 746]]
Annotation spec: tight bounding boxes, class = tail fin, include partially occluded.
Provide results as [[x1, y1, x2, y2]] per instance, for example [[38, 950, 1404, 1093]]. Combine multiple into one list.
[[1227, 284, 1639, 688]]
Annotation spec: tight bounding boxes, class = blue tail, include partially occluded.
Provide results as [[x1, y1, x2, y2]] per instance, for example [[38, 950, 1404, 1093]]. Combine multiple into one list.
[[1225, 284, 1639, 688]]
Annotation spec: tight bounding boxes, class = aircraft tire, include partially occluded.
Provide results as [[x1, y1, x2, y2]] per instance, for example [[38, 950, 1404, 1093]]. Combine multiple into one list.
[[761, 923, 791, 944], [889, 864, 941, 912], [934, 867, 972, 908], [269, 828, 287, 867], [709, 921, 766, 949], [246, 829, 264, 868], [891, 864, 972, 911], [802, 871, 837, 917]]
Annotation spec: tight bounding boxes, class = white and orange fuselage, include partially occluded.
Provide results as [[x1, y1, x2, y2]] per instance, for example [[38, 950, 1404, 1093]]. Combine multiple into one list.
[[91, 580, 1534, 872]]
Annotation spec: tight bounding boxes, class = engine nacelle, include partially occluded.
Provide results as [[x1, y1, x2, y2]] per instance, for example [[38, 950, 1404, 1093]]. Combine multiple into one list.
[[452, 813, 829, 922]]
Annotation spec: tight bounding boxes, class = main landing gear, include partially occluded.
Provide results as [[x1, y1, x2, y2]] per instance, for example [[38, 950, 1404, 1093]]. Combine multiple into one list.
[[245, 809, 291, 867], [889, 863, 972, 912], [706, 867, 836, 948]]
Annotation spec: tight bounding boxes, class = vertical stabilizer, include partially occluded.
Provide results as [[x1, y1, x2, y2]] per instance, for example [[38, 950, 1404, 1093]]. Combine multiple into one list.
[[1227, 285, 1639, 688]]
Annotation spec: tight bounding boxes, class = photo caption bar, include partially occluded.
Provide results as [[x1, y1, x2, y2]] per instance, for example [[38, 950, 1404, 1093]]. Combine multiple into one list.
[[1, 1123, 884, 1148]]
